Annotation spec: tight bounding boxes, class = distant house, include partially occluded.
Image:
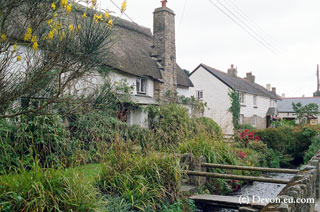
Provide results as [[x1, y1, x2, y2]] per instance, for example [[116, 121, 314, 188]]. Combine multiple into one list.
[[189, 64, 279, 134], [278, 97, 320, 125], [77, 2, 193, 127]]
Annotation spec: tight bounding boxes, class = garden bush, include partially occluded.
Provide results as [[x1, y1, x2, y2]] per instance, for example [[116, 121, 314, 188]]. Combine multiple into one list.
[[255, 125, 318, 166], [0, 115, 77, 174], [97, 148, 182, 211], [304, 135, 320, 163]]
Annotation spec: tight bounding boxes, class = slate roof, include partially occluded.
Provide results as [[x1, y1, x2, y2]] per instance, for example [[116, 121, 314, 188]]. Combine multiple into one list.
[[278, 97, 320, 112], [106, 16, 193, 87], [191, 64, 279, 100]]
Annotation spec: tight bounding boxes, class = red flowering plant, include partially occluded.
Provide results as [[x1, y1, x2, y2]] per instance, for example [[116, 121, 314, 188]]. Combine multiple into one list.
[[238, 129, 260, 147], [228, 179, 241, 191], [237, 151, 247, 159]]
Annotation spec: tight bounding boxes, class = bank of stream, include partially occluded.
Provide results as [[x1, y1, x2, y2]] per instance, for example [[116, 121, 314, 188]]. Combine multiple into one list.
[[197, 173, 295, 212]]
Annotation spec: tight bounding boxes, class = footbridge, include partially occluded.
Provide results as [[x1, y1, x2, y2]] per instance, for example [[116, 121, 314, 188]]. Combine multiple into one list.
[[181, 151, 320, 212]]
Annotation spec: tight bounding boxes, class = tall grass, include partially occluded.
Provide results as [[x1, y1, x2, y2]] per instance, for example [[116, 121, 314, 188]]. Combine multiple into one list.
[[97, 145, 183, 211]]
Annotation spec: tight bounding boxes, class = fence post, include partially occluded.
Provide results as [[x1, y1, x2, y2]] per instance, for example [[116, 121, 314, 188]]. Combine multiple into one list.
[[190, 156, 206, 186]]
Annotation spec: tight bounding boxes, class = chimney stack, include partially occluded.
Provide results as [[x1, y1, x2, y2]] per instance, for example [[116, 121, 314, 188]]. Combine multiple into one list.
[[153, 0, 177, 99], [227, 64, 237, 77], [272, 87, 276, 94], [266, 84, 271, 91], [282, 93, 285, 98], [245, 72, 255, 83]]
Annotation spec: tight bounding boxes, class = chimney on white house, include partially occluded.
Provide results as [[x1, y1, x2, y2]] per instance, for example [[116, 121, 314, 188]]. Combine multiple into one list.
[[272, 87, 276, 94], [153, 0, 177, 99], [282, 93, 285, 98], [227, 64, 237, 77], [245, 72, 255, 83], [266, 84, 271, 91]]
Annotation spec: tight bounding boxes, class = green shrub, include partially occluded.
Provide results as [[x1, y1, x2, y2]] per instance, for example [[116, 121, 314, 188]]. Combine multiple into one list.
[[304, 135, 320, 163], [0, 115, 76, 174], [194, 117, 223, 140], [255, 126, 318, 166], [0, 167, 102, 212], [97, 149, 182, 211]]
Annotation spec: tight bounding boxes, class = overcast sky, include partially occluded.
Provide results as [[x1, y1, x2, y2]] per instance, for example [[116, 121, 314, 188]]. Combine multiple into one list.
[[102, 0, 320, 97]]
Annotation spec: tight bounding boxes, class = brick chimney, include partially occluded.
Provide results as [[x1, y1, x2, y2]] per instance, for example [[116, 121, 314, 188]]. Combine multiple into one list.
[[227, 64, 237, 77], [245, 72, 255, 83], [272, 87, 276, 94], [153, 0, 177, 99]]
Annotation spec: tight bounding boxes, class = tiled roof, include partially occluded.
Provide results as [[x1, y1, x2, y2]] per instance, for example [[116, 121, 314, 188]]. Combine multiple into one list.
[[192, 64, 279, 99], [278, 97, 320, 112]]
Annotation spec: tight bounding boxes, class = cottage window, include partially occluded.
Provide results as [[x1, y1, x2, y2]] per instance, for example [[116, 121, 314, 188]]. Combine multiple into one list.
[[252, 115, 257, 126], [253, 95, 257, 106], [239, 92, 245, 104], [196, 90, 203, 100], [239, 114, 244, 125], [136, 77, 147, 94]]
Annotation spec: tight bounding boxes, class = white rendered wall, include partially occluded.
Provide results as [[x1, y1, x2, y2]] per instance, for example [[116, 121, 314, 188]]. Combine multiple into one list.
[[240, 93, 277, 118], [177, 86, 191, 97], [127, 108, 148, 128], [108, 71, 154, 97], [190, 66, 233, 134]]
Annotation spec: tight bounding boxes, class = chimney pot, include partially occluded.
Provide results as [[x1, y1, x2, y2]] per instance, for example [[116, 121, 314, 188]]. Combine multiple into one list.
[[227, 64, 237, 77], [282, 93, 285, 98], [161, 0, 167, 7], [272, 87, 276, 94]]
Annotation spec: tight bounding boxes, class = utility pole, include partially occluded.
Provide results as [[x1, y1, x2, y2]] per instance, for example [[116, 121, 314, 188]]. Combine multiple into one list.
[[314, 64, 320, 97], [317, 64, 319, 92]]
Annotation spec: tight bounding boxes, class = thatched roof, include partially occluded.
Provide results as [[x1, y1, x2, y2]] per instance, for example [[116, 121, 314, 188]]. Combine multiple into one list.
[[106, 17, 193, 87]]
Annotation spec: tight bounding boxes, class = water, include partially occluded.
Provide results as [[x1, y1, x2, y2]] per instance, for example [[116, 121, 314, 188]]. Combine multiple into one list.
[[197, 173, 294, 212]]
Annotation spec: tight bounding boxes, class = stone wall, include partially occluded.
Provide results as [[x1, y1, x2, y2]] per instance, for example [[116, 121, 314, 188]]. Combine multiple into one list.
[[262, 151, 320, 212]]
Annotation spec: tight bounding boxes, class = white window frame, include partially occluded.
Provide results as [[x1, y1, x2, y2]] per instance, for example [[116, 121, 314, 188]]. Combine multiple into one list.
[[136, 77, 147, 94], [239, 92, 245, 104], [252, 115, 257, 126], [196, 90, 203, 100], [253, 95, 257, 107]]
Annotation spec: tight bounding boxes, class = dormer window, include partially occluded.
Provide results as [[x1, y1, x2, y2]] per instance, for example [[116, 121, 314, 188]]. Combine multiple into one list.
[[136, 77, 147, 94]]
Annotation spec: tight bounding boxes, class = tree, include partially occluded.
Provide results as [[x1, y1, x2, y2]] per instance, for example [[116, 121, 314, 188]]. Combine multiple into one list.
[[292, 102, 319, 124], [0, 0, 127, 118]]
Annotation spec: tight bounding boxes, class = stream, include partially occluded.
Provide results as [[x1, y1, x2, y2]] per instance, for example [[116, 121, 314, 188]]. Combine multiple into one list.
[[197, 173, 295, 212]]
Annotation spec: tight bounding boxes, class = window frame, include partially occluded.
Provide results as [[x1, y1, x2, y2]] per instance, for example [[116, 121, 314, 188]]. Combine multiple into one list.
[[253, 95, 257, 107], [196, 90, 203, 100], [136, 77, 147, 94], [252, 115, 257, 126], [239, 92, 245, 104]]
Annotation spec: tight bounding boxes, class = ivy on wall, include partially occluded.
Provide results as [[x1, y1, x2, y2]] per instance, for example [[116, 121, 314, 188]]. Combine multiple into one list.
[[228, 89, 240, 129]]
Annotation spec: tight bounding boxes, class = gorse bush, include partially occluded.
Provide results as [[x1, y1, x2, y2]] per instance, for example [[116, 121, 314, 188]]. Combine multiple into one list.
[[97, 148, 182, 211]]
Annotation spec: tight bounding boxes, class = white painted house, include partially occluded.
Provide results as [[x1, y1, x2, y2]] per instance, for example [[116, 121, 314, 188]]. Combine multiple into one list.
[[190, 64, 279, 134]]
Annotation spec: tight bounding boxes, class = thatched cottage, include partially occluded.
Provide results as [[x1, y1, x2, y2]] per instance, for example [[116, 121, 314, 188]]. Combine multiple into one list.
[[102, 1, 193, 127]]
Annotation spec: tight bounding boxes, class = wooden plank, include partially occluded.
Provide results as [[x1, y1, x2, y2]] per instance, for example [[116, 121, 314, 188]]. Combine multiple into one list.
[[189, 194, 266, 209], [186, 171, 290, 184], [202, 163, 299, 174]]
